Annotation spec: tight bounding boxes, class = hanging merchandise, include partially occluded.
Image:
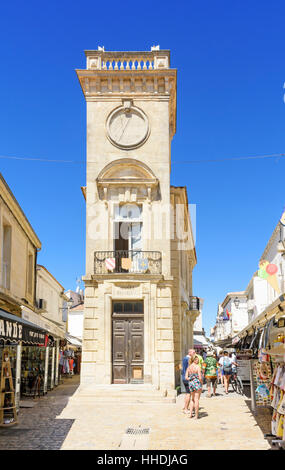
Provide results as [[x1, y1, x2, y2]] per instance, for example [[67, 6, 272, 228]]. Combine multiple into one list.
[[0, 349, 18, 427], [252, 360, 273, 406], [21, 346, 46, 397], [60, 348, 75, 377], [265, 321, 285, 447]]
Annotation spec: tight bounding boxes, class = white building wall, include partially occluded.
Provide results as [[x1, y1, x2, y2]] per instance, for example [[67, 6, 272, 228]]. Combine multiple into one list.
[[68, 311, 84, 338], [36, 266, 66, 329]]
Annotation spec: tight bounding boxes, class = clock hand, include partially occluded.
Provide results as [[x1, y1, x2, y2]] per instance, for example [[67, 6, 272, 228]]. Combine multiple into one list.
[[113, 114, 128, 141], [117, 114, 131, 142]]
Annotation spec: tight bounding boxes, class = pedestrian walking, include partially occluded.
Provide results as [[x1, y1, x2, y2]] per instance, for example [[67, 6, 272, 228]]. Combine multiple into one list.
[[202, 350, 219, 397], [230, 352, 238, 379], [219, 351, 233, 395], [181, 349, 191, 414], [185, 355, 203, 419], [189, 348, 204, 392], [189, 348, 203, 369], [218, 351, 224, 386]]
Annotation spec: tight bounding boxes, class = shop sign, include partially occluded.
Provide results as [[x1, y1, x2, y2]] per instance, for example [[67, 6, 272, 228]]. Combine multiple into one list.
[[0, 319, 23, 341], [237, 359, 250, 381], [0, 311, 46, 344]]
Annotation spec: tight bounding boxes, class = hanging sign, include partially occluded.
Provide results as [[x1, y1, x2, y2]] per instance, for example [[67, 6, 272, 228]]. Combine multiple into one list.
[[105, 258, 115, 271], [237, 359, 250, 381], [121, 258, 132, 270], [0, 310, 46, 345]]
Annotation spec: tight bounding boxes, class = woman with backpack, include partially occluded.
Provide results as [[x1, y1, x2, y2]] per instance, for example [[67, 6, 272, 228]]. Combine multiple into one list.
[[219, 351, 234, 395]]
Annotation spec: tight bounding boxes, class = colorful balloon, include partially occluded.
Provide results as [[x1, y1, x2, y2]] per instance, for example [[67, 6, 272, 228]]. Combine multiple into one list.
[[258, 268, 268, 279], [259, 260, 269, 270], [266, 263, 278, 275]]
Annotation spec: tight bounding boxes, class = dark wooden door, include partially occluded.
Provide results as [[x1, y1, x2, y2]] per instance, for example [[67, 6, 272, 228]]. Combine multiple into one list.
[[112, 314, 144, 384]]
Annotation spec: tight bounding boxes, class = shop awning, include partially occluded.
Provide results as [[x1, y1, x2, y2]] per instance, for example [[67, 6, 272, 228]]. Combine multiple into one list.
[[65, 333, 82, 347], [0, 309, 47, 345], [193, 334, 210, 349], [231, 294, 285, 342]]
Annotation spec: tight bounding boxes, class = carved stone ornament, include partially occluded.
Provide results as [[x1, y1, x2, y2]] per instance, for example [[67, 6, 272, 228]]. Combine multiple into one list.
[[106, 101, 150, 150]]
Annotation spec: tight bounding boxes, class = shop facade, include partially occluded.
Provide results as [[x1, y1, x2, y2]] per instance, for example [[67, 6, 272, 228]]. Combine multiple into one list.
[[232, 295, 285, 447], [0, 309, 65, 425]]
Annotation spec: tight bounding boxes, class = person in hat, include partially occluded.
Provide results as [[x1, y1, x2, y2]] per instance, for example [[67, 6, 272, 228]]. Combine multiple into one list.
[[202, 349, 219, 397]]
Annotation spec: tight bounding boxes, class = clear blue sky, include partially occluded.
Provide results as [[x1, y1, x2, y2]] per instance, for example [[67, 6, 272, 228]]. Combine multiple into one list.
[[1, 1, 285, 335]]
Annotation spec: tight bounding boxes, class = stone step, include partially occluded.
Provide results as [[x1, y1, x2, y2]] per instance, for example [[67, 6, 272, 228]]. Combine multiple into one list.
[[67, 395, 176, 404], [68, 388, 176, 403]]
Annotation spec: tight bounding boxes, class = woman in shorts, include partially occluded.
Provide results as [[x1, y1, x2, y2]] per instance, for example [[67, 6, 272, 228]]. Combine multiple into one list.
[[185, 355, 203, 419]]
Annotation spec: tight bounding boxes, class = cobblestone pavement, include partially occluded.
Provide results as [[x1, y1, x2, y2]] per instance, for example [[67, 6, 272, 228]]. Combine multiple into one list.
[[0, 375, 79, 450], [0, 378, 272, 450]]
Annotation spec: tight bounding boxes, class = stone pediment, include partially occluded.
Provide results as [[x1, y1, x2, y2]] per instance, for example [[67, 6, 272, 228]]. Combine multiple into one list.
[[97, 159, 158, 186], [96, 159, 159, 202]]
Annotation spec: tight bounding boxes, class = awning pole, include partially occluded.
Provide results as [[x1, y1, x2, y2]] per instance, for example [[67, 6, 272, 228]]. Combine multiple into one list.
[[249, 359, 257, 415]]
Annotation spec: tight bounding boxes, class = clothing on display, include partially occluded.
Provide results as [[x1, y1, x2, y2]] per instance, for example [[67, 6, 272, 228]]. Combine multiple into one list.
[[270, 363, 285, 440], [59, 348, 76, 375]]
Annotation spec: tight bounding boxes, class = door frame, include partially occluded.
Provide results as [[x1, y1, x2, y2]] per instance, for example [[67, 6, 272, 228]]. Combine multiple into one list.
[[111, 300, 144, 384], [103, 289, 159, 387]]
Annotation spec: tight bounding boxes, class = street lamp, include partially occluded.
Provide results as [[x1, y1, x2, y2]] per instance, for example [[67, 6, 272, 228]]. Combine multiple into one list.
[[60, 298, 74, 333], [234, 297, 240, 309], [66, 298, 74, 333], [67, 298, 74, 309]]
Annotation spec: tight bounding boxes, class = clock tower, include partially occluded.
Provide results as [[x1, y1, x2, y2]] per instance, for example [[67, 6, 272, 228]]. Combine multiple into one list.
[[76, 47, 197, 398]]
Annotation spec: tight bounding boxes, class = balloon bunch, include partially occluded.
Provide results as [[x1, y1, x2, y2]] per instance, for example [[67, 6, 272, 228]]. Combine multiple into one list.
[[258, 260, 277, 279], [258, 260, 280, 294]]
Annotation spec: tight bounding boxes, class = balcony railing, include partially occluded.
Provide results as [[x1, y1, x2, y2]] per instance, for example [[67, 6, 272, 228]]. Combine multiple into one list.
[[94, 250, 162, 275], [189, 296, 200, 311]]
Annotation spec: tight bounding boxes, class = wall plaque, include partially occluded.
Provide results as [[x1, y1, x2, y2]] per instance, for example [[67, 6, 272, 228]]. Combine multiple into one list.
[[112, 284, 142, 298]]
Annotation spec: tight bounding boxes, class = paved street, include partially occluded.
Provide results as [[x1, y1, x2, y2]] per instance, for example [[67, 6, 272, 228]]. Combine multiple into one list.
[[0, 376, 272, 450], [0, 376, 79, 450]]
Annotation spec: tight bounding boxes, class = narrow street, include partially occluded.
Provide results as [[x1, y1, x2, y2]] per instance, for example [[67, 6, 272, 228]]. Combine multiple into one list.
[[0, 376, 79, 450], [0, 376, 271, 450]]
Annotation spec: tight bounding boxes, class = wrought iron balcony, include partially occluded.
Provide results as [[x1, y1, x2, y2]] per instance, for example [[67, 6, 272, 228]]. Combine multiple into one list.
[[189, 296, 200, 311], [94, 250, 162, 275]]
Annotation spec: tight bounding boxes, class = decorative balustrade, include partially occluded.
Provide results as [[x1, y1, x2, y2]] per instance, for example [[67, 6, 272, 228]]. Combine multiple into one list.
[[86, 51, 169, 71], [101, 58, 154, 71], [94, 250, 162, 275]]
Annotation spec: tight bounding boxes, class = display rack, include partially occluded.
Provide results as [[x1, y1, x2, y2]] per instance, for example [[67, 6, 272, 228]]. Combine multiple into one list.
[[21, 346, 46, 398], [0, 349, 17, 427], [47, 346, 54, 391]]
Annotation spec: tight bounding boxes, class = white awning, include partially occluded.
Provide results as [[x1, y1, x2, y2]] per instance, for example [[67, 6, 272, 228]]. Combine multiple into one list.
[[65, 333, 82, 347], [193, 334, 209, 348]]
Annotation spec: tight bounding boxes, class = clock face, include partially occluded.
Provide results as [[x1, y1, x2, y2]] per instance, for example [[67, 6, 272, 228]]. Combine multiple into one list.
[[106, 106, 149, 149]]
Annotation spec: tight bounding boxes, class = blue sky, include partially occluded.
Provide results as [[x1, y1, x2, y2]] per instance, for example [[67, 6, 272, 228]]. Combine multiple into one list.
[[1, 1, 285, 335]]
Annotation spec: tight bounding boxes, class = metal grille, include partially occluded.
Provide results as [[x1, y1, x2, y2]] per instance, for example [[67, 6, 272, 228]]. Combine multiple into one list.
[[125, 427, 150, 435], [94, 250, 162, 274]]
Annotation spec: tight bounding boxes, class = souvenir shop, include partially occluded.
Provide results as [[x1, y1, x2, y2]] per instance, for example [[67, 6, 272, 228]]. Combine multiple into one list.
[[0, 308, 65, 426], [233, 297, 285, 448], [58, 334, 82, 379]]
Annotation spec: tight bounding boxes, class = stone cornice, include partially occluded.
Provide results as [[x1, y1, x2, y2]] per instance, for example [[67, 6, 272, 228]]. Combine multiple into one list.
[[76, 68, 177, 139], [0, 173, 41, 249]]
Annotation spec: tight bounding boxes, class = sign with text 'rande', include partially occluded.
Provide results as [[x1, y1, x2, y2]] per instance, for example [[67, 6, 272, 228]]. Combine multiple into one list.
[[0, 310, 46, 345]]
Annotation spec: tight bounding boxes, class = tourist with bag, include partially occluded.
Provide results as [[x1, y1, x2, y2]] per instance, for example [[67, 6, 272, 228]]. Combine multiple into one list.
[[219, 351, 233, 395]]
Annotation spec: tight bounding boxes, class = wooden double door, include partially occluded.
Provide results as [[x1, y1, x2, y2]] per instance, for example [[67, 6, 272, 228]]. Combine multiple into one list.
[[112, 301, 144, 384]]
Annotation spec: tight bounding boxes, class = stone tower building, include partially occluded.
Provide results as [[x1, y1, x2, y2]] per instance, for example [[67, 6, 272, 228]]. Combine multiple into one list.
[[77, 47, 199, 396]]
